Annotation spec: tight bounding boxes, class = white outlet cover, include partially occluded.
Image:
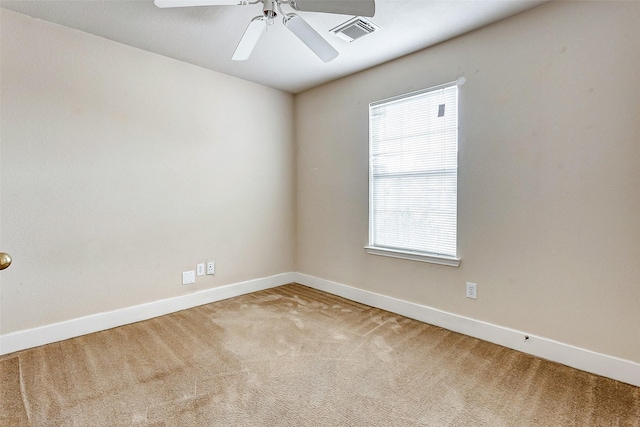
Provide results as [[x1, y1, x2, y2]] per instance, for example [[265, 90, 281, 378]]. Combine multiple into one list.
[[466, 282, 477, 299], [196, 263, 205, 276], [183, 270, 196, 285], [206, 260, 215, 275]]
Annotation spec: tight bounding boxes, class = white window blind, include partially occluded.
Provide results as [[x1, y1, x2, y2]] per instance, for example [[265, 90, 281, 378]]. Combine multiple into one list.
[[368, 82, 458, 260]]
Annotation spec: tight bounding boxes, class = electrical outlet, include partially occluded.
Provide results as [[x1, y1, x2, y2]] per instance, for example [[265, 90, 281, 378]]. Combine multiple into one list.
[[182, 270, 196, 285], [206, 260, 215, 275], [466, 282, 477, 299], [196, 263, 205, 276]]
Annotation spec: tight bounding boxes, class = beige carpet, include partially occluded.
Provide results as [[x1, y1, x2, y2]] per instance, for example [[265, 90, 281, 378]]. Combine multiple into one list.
[[1, 283, 638, 426]]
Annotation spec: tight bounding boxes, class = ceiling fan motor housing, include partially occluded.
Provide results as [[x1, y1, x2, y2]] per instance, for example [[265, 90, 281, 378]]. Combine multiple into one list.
[[263, 0, 278, 20]]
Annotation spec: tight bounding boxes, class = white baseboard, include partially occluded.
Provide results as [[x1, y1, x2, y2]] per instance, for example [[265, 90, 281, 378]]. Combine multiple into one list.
[[0, 272, 295, 356], [295, 273, 640, 388]]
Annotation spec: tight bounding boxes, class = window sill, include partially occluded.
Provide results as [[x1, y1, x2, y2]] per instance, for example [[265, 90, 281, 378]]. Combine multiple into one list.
[[364, 246, 461, 267]]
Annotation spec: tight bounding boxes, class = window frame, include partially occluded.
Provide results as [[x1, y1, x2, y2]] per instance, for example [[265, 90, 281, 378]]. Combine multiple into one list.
[[365, 81, 461, 267]]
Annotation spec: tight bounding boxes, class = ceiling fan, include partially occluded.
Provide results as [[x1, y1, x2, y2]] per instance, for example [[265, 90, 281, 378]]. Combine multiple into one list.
[[154, 0, 375, 62]]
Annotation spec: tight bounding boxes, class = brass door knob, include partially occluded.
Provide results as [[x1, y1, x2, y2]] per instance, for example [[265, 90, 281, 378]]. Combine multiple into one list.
[[0, 253, 12, 270]]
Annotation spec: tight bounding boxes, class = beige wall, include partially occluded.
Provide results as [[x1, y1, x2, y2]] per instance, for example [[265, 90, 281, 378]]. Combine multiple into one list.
[[296, 1, 640, 363], [0, 9, 295, 333]]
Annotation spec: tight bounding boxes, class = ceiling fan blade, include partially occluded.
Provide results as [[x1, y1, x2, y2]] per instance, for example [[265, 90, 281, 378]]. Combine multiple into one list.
[[154, 0, 246, 8], [232, 17, 266, 61], [290, 0, 375, 17], [285, 15, 338, 63]]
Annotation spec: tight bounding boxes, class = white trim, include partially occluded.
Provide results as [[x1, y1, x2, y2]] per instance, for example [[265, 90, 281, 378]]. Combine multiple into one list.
[[295, 273, 640, 388], [0, 272, 295, 356], [365, 246, 461, 267]]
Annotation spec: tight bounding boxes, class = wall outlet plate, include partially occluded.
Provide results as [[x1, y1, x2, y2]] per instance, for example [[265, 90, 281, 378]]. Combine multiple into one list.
[[196, 263, 205, 276], [466, 282, 477, 299], [207, 260, 215, 275], [182, 270, 196, 285]]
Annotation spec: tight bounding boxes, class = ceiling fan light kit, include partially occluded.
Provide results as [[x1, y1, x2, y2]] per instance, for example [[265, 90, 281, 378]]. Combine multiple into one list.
[[154, 0, 375, 62]]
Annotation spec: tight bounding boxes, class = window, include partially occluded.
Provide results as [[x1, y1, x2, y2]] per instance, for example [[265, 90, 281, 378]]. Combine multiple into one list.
[[366, 82, 460, 266]]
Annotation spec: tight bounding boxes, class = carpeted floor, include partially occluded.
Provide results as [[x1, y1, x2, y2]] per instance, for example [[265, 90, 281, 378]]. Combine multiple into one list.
[[1, 283, 638, 426]]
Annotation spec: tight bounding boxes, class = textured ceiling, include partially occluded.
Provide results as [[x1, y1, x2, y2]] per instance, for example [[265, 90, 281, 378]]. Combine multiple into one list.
[[1, 0, 547, 93]]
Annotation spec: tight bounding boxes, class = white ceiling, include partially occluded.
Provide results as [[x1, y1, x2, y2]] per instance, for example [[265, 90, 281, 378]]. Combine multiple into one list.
[[1, 0, 546, 93]]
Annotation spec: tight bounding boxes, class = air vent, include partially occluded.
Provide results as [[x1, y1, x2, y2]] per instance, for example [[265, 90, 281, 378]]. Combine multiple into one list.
[[330, 17, 380, 42]]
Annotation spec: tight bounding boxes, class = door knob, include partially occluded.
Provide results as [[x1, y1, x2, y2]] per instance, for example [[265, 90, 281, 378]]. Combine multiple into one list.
[[0, 253, 12, 270]]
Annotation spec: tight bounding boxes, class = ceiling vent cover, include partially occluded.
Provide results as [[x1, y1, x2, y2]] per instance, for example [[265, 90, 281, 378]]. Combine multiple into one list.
[[331, 17, 380, 42]]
